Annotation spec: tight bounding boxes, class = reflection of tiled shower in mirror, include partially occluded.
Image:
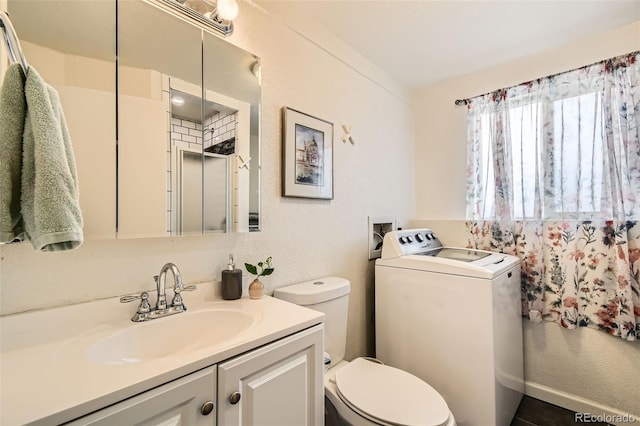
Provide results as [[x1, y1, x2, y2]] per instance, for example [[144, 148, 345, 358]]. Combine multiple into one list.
[[164, 76, 237, 235], [203, 111, 237, 154]]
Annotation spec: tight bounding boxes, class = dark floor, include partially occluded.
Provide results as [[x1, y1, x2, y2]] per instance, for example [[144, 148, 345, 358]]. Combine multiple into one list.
[[511, 396, 612, 426]]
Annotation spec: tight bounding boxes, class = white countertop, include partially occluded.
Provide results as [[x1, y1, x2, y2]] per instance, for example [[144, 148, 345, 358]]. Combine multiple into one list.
[[0, 283, 324, 425]]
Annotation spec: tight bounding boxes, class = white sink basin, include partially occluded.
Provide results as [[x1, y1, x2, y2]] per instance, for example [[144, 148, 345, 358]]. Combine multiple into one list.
[[40, 306, 262, 365], [70, 308, 258, 365]]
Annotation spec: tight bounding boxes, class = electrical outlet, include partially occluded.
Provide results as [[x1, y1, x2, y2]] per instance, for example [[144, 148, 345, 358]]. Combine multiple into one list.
[[368, 216, 396, 260]]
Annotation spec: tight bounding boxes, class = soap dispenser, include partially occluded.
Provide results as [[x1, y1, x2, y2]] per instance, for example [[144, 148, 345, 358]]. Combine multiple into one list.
[[221, 254, 242, 300]]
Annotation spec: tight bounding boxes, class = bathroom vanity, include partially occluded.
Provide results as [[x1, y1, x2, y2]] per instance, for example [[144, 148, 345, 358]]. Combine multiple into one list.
[[0, 283, 324, 425]]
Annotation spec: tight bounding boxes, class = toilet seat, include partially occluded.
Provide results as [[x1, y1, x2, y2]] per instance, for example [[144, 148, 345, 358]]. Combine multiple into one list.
[[334, 358, 451, 426]]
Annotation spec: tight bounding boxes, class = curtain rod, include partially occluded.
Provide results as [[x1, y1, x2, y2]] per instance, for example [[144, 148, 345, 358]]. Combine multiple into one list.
[[454, 50, 639, 106]]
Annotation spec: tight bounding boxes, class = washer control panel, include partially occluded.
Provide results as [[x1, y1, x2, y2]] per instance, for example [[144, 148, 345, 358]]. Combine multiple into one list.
[[380, 228, 443, 258]]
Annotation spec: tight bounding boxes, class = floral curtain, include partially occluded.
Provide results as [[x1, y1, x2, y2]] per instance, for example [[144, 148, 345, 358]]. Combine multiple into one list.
[[466, 220, 640, 341], [465, 52, 640, 341]]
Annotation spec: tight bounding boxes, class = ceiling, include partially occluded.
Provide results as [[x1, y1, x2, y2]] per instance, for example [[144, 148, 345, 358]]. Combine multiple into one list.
[[272, 0, 640, 89]]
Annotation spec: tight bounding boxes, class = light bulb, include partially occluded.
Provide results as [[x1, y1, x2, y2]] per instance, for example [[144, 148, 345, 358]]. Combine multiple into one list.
[[171, 96, 185, 106], [216, 0, 238, 21]]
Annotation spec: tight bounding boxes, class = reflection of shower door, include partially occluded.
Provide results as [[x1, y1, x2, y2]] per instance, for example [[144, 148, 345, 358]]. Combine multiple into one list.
[[177, 150, 202, 235], [204, 153, 229, 233], [177, 150, 229, 234]]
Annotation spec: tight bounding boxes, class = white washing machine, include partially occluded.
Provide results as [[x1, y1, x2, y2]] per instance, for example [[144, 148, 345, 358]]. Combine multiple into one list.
[[375, 228, 524, 426]]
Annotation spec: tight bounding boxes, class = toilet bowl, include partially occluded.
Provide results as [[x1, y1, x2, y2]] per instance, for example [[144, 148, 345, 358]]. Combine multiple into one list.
[[274, 277, 456, 426]]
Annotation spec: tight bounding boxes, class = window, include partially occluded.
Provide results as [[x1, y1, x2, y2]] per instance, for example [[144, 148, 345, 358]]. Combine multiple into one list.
[[467, 52, 639, 223], [471, 91, 607, 220], [550, 92, 604, 215]]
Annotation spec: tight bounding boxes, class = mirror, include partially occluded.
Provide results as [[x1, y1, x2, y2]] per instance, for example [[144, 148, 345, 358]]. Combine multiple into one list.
[[117, 0, 261, 238], [203, 30, 261, 233], [6, 0, 117, 240], [5, 0, 261, 240]]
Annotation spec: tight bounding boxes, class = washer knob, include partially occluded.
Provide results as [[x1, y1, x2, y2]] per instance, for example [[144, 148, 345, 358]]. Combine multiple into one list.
[[415, 233, 424, 242], [406, 236, 414, 243], [399, 237, 407, 244]]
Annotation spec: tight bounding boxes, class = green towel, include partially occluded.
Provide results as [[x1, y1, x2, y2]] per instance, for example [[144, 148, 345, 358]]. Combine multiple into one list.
[[0, 64, 26, 242], [21, 66, 84, 251]]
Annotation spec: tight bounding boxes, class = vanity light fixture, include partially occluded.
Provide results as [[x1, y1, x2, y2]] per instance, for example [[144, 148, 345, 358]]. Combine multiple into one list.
[[212, 0, 239, 21], [160, 0, 239, 36]]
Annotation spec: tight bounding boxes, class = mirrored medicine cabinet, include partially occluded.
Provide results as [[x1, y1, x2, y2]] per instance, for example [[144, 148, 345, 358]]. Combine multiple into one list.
[[6, 0, 261, 239]]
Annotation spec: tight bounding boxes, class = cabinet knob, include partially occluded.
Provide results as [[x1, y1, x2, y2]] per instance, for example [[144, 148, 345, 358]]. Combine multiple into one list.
[[200, 401, 215, 416], [228, 391, 241, 405]]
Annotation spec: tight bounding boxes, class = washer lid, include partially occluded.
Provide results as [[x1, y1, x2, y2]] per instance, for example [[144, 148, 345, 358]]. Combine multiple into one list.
[[335, 358, 450, 426]]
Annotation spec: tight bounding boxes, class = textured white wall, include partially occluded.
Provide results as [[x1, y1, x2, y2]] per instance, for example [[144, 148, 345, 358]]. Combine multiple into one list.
[[0, 1, 415, 360], [413, 14, 640, 406]]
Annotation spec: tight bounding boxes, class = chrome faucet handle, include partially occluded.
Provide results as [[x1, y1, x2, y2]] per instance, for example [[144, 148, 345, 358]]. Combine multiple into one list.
[[179, 284, 197, 292], [120, 291, 151, 309], [120, 292, 151, 321], [171, 284, 197, 309]]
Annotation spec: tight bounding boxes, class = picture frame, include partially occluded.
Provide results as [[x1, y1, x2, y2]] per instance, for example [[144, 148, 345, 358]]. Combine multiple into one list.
[[282, 107, 334, 199]]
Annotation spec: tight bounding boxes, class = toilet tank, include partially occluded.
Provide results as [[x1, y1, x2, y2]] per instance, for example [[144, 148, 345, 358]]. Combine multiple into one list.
[[274, 277, 350, 366]]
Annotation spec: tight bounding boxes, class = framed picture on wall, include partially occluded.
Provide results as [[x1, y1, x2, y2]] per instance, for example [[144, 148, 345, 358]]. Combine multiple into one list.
[[282, 107, 334, 199]]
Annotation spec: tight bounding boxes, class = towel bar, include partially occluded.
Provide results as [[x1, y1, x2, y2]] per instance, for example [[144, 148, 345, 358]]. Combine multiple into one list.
[[0, 10, 28, 74]]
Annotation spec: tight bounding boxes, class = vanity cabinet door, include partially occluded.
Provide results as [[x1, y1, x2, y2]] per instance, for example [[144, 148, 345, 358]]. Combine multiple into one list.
[[217, 325, 324, 426], [67, 366, 216, 426]]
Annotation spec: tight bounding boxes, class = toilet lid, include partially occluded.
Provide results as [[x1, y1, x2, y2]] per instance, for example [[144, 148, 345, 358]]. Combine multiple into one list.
[[335, 358, 450, 426]]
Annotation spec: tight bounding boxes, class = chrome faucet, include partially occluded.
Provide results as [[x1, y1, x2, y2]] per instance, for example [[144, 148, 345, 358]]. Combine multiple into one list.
[[120, 263, 196, 322], [155, 262, 182, 311]]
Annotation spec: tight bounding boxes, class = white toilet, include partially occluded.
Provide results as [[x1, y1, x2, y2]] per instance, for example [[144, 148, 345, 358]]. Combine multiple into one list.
[[274, 277, 456, 426]]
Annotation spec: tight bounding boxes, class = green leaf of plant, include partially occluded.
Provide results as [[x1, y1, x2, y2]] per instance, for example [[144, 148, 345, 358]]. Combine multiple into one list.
[[245, 263, 257, 275], [262, 268, 274, 276]]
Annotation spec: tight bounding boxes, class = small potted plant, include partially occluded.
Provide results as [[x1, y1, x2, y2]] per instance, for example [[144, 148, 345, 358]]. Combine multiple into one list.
[[245, 256, 274, 299]]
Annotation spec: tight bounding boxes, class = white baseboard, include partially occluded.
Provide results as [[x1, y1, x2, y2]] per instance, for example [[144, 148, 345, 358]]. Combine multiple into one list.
[[525, 381, 639, 425]]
